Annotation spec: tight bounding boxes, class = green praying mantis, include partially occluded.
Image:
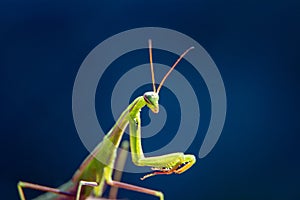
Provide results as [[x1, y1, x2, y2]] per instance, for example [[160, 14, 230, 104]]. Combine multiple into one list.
[[18, 40, 196, 200]]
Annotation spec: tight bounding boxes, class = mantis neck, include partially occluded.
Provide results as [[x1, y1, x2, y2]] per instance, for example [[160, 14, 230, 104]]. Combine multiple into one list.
[[106, 96, 146, 147]]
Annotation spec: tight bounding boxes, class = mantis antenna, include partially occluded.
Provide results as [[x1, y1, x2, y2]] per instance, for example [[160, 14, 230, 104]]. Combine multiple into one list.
[[148, 39, 156, 93], [156, 46, 194, 93]]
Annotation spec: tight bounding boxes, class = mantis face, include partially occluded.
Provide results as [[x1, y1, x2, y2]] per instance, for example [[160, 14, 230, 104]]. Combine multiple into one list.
[[143, 91, 159, 113]]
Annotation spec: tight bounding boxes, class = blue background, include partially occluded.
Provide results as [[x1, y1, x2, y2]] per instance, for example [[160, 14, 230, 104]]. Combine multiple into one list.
[[1, 0, 299, 199]]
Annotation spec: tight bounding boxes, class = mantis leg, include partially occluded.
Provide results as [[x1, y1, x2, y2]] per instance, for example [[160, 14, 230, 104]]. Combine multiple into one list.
[[109, 141, 129, 199], [76, 180, 98, 200], [106, 179, 163, 200], [129, 114, 185, 167], [17, 181, 74, 200], [18, 180, 98, 200]]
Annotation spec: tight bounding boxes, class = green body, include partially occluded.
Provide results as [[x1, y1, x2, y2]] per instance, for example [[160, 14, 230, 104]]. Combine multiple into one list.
[[19, 40, 197, 200]]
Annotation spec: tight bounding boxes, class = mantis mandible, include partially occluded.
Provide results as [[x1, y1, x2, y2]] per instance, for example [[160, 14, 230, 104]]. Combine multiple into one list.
[[18, 39, 196, 200]]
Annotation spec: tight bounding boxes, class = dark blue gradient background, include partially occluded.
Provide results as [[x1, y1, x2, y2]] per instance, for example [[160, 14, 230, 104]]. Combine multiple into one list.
[[1, 1, 299, 200]]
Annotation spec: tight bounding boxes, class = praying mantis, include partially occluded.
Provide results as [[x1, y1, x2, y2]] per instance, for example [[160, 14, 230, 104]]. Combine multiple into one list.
[[18, 39, 196, 200]]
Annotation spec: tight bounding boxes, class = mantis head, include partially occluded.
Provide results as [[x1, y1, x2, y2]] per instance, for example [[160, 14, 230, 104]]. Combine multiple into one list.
[[143, 91, 159, 113], [145, 39, 194, 114]]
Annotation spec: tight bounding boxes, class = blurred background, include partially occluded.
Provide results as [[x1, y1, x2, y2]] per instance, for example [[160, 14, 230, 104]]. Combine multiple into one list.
[[1, 0, 299, 199]]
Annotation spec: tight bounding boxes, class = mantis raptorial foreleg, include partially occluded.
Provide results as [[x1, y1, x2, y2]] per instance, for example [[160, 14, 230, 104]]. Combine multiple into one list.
[[128, 113, 195, 180]]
